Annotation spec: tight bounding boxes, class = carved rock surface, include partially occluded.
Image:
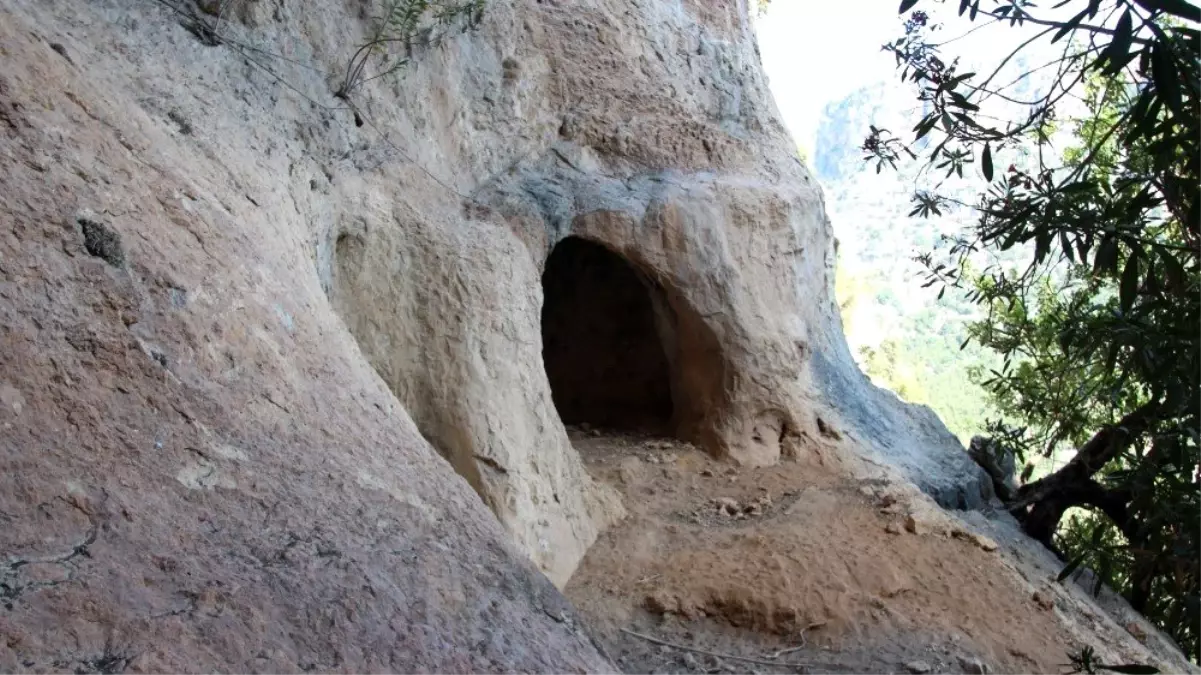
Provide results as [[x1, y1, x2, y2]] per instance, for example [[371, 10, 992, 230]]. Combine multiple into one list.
[[1, 0, 992, 667]]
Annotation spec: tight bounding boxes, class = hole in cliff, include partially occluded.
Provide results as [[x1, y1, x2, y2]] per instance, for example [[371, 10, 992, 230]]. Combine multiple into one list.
[[541, 237, 673, 434]]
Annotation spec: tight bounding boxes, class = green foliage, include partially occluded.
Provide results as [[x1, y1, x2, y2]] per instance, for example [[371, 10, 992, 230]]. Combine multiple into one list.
[[967, 270, 1125, 453], [836, 266, 999, 443], [864, 0, 1200, 661], [860, 339, 930, 403], [337, 0, 484, 99], [1066, 645, 1160, 674]]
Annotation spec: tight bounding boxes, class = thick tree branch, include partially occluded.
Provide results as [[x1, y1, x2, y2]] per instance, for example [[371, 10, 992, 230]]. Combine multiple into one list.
[[1008, 401, 1159, 544], [1132, 0, 1201, 23]]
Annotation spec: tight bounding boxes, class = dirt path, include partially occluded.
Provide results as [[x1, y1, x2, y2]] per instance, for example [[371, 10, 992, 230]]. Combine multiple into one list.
[[564, 429, 1089, 674]]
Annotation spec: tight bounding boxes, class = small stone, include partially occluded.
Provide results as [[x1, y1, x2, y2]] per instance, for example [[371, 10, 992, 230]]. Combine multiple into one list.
[[905, 661, 932, 674], [959, 656, 988, 674], [700, 469, 714, 477], [972, 534, 999, 552], [1032, 589, 1055, 611], [953, 529, 1000, 551], [1126, 621, 1147, 642], [714, 497, 740, 515], [904, 515, 923, 534], [644, 592, 678, 615], [681, 652, 700, 670], [885, 522, 903, 535]]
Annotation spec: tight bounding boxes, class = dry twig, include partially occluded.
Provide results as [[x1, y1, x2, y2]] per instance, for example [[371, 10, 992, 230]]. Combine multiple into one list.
[[620, 628, 809, 670]]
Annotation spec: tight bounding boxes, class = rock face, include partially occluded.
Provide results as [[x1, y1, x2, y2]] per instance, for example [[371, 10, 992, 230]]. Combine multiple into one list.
[[969, 435, 1019, 501], [1, 0, 992, 667]]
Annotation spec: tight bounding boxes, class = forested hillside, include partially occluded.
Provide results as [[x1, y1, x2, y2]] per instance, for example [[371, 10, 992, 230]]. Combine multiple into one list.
[[817, 82, 1000, 442], [815, 0, 1200, 657]]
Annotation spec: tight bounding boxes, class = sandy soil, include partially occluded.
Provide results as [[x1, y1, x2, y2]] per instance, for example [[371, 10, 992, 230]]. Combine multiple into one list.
[[564, 428, 1091, 674]]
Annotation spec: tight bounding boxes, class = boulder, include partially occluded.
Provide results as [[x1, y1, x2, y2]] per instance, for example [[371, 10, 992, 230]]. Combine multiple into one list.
[[968, 436, 1019, 501]]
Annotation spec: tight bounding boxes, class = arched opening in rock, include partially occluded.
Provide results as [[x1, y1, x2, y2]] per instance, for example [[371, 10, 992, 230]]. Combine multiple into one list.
[[541, 237, 674, 434]]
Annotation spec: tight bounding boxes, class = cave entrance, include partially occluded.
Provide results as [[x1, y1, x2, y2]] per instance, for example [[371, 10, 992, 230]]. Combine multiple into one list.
[[541, 237, 674, 435]]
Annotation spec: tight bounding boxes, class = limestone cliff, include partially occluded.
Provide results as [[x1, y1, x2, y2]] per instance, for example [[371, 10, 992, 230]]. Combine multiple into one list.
[[1, 0, 995, 669]]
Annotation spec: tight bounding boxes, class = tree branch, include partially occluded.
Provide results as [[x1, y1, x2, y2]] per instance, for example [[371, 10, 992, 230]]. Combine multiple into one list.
[[1008, 401, 1159, 544], [1132, 0, 1201, 23], [982, 8, 1153, 46]]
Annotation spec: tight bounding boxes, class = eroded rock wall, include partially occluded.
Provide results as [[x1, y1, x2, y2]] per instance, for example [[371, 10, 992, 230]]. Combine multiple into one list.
[[0, 0, 995, 666], [0, 0, 611, 668]]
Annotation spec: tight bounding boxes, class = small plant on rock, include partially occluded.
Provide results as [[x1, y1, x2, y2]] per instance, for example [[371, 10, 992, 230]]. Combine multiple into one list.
[[1065, 645, 1159, 675], [336, 0, 485, 100]]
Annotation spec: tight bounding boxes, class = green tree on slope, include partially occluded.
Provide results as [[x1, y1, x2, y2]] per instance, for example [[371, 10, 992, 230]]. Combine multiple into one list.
[[863, 0, 1199, 660]]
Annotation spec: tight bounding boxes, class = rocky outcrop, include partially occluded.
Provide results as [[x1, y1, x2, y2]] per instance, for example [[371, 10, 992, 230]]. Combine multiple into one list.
[[0, 0, 613, 668], [1, 0, 992, 667], [969, 435, 1019, 501]]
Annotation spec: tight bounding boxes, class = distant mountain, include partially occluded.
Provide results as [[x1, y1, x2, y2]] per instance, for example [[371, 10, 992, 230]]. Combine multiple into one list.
[[815, 81, 997, 442]]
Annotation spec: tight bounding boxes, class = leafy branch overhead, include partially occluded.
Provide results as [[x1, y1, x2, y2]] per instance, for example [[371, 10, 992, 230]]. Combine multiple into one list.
[[863, 0, 1199, 663]]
